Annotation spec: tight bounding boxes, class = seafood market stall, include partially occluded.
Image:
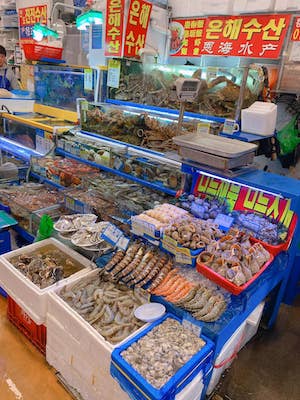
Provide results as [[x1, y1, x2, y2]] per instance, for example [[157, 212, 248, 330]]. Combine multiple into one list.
[[0, 64, 98, 159]]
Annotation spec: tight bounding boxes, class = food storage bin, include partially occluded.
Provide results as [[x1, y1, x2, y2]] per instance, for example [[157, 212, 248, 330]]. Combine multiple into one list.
[[0, 238, 94, 324], [241, 102, 277, 137], [111, 313, 214, 400]]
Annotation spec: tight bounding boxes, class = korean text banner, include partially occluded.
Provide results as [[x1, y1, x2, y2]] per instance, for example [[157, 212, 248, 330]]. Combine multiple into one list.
[[105, 0, 125, 57], [193, 172, 295, 230], [19, 5, 47, 44], [291, 16, 300, 41], [170, 18, 206, 57], [124, 0, 152, 58], [196, 14, 291, 59]]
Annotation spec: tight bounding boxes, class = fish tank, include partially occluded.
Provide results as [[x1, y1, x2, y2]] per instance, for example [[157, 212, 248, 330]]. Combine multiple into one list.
[[79, 101, 221, 153], [107, 60, 265, 120], [34, 65, 98, 111]]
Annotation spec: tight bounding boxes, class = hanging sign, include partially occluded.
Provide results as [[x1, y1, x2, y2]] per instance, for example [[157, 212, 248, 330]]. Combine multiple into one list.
[[198, 14, 291, 59], [123, 0, 153, 58], [169, 18, 206, 57], [105, 0, 125, 56], [18, 5, 47, 44], [291, 16, 300, 41]]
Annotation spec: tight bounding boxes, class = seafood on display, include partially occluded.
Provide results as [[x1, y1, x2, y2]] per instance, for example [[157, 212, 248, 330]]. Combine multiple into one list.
[[9, 245, 83, 289], [150, 268, 227, 322], [104, 244, 227, 322], [164, 218, 223, 250], [104, 242, 173, 289], [232, 211, 289, 245], [81, 106, 196, 152], [134, 204, 189, 231], [70, 222, 110, 247], [60, 270, 148, 344], [197, 229, 271, 286], [178, 195, 229, 220], [54, 214, 98, 232], [121, 318, 206, 389]]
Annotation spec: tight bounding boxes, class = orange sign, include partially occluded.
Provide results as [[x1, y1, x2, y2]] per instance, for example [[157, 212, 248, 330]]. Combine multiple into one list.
[[19, 5, 47, 44], [170, 18, 206, 57], [105, 0, 125, 56], [124, 0, 152, 58], [291, 16, 300, 41]]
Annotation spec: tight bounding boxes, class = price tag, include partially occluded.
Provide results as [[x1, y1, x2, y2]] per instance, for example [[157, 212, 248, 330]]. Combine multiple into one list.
[[101, 222, 129, 250], [182, 315, 202, 337], [222, 119, 239, 135], [162, 235, 177, 255], [197, 122, 210, 135], [84, 68, 93, 91], [206, 67, 218, 82], [214, 213, 234, 231], [107, 59, 121, 89], [116, 235, 130, 251]]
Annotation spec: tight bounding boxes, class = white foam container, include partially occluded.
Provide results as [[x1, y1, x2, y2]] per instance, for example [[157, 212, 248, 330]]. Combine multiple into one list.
[[0, 238, 94, 325], [233, 0, 275, 13], [274, 0, 300, 11], [207, 302, 265, 395], [0, 98, 35, 113], [46, 269, 151, 400], [241, 101, 277, 136]]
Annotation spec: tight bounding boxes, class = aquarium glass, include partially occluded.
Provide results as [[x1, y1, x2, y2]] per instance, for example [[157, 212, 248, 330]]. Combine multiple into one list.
[[107, 60, 264, 119], [34, 65, 97, 111]]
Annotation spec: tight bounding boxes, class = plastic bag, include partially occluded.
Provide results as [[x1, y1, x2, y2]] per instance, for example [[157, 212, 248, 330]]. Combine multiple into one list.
[[35, 214, 53, 242], [277, 114, 300, 155]]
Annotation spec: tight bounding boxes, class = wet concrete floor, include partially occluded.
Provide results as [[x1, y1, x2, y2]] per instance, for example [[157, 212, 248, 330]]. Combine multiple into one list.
[[0, 293, 299, 400], [212, 298, 300, 400], [0, 296, 72, 400]]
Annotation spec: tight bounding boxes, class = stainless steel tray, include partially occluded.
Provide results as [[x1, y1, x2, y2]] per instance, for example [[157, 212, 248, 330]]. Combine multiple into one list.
[[173, 133, 257, 158]]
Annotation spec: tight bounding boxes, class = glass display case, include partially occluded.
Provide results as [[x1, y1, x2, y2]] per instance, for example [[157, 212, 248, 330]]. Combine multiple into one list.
[[107, 60, 265, 120], [34, 65, 98, 111], [80, 101, 210, 153]]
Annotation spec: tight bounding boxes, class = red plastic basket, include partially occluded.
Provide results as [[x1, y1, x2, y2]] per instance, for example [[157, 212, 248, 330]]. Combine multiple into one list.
[[196, 254, 274, 296], [22, 43, 63, 61], [7, 296, 46, 355]]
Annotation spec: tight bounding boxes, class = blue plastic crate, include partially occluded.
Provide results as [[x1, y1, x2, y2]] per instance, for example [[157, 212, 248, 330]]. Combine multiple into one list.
[[111, 313, 214, 400]]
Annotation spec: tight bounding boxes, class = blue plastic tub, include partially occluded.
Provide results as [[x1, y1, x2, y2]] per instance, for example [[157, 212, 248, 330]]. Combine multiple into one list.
[[111, 313, 214, 400]]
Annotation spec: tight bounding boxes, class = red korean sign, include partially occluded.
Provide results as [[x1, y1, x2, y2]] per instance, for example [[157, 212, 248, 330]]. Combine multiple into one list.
[[19, 5, 47, 44], [105, 0, 125, 56], [170, 18, 206, 57], [124, 0, 152, 58], [194, 173, 295, 229], [199, 14, 291, 58], [291, 16, 300, 41]]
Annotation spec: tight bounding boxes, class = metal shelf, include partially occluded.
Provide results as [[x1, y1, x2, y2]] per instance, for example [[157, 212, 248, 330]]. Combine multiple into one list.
[[30, 172, 64, 190], [56, 148, 177, 196], [0, 137, 44, 162]]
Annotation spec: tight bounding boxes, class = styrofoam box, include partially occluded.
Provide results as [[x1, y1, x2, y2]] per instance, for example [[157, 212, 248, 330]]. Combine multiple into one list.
[[241, 102, 277, 136], [274, 0, 300, 11], [207, 302, 265, 395], [0, 99, 35, 113], [233, 0, 275, 13], [0, 238, 94, 325], [46, 269, 151, 399]]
